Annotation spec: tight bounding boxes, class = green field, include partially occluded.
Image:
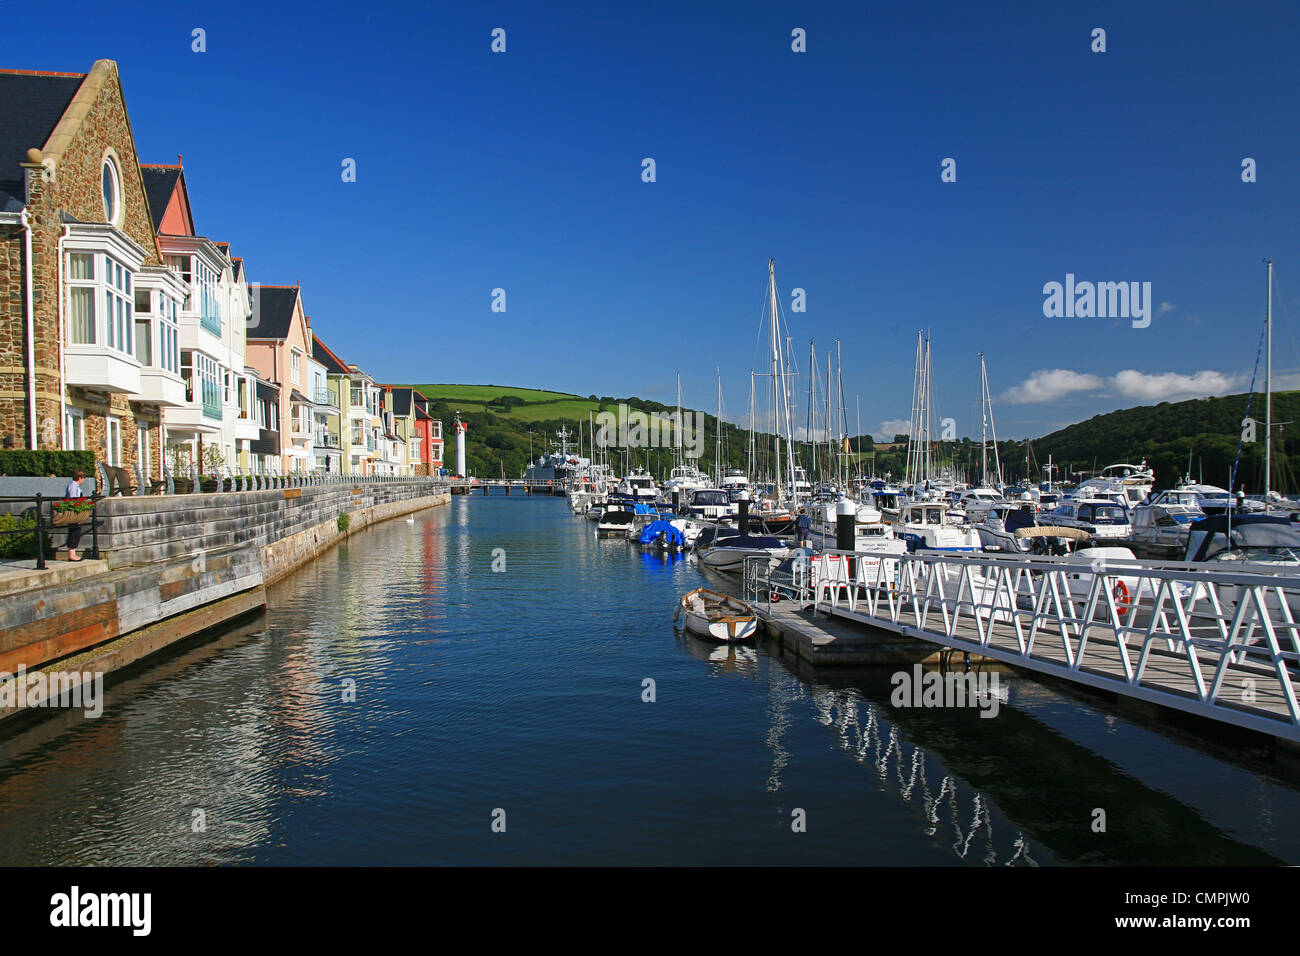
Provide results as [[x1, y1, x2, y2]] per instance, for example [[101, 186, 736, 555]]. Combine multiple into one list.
[[409, 384, 582, 403], [406, 384, 603, 422]]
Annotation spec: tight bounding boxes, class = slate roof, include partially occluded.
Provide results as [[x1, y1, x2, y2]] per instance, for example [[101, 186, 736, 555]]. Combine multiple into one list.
[[311, 335, 352, 375], [246, 286, 300, 340], [388, 387, 413, 416], [139, 165, 181, 233], [0, 70, 85, 205]]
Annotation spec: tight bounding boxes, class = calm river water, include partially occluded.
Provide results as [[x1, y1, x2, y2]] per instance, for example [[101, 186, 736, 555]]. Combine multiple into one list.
[[0, 496, 1296, 865]]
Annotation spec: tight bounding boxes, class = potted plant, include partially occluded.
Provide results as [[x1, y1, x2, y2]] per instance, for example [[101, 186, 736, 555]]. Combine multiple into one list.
[[200, 444, 225, 492], [51, 496, 94, 526]]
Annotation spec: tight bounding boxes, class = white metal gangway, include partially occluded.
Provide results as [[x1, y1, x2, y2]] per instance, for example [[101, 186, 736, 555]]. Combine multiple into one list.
[[809, 549, 1300, 741]]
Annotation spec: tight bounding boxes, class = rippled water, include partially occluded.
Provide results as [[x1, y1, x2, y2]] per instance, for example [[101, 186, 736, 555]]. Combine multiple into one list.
[[0, 496, 1296, 865]]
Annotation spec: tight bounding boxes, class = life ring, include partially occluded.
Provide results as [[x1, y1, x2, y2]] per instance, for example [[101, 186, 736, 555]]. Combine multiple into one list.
[[770, 590, 782, 603], [1112, 580, 1132, 618]]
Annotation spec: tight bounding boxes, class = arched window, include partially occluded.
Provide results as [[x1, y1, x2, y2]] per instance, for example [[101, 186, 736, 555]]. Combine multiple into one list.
[[101, 156, 120, 224]]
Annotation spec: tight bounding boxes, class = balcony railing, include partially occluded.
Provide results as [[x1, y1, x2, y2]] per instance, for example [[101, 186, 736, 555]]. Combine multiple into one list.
[[199, 290, 221, 336], [201, 379, 222, 420], [315, 432, 340, 448], [314, 388, 337, 408]]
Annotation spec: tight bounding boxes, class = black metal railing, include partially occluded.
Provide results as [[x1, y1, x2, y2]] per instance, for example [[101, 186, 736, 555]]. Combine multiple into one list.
[[0, 494, 101, 571]]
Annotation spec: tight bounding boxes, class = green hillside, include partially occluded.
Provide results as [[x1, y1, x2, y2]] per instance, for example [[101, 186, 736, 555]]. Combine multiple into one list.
[[403, 384, 765, 480], [403, 382, 1300, 495], [408, 384, 601, 424], [851, 391, 1300, 492], [1028, 391, 1300, 493]]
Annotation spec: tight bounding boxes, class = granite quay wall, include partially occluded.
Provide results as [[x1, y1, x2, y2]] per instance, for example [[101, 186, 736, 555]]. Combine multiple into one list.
[[94, 477, 452, 578], [0, 478, 450, 720]]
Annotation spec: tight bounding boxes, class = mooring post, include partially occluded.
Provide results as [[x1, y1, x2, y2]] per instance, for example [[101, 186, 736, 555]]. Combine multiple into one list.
[[34, 492, 45, 570], [836, 499, 856, 579]]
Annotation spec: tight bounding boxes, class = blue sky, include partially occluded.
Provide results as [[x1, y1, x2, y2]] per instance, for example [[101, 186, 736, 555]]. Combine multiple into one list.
[[15, 0, 1300, 439]]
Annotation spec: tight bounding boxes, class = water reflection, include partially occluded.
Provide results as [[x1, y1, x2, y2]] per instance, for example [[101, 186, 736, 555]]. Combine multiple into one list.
[[0, 496, 1292, 865]]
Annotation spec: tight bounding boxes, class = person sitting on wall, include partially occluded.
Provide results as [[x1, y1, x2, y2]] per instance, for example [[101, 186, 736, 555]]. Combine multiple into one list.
[[64, 469, 87, 562]]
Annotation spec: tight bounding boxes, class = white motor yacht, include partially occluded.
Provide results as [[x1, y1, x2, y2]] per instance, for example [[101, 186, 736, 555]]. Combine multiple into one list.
[[895, 500, 981, 553]]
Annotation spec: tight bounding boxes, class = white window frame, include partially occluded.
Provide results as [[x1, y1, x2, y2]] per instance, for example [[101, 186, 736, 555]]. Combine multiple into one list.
[[64, 247, 137, 356], [137, 422, 151, 476], [63, 408, 85, 451], [105, 416, 122, 466]]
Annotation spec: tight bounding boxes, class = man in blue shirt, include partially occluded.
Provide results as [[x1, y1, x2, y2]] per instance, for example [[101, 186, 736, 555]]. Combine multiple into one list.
[[795, 508, 811, 548]]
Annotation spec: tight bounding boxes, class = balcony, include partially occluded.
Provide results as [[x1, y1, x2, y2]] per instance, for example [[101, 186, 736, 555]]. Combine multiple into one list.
[[137, 366, 187, 406], [234, 413, 260, 441], [64, 345, 141, 394], [166, 402, 222, 435], [314, 388, 338, 408], [315, 431, 340, 449]]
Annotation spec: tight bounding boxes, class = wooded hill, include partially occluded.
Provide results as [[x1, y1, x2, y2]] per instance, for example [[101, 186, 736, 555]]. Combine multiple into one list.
[[407, 383, 1300, 494]]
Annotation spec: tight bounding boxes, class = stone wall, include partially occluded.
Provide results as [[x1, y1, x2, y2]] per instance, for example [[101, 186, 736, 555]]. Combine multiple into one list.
[[0, 479, 450, 697], [95, 478, 451, 573]]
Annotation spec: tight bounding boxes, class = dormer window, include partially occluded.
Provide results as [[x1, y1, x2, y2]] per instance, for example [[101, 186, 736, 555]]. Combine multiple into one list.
[[102, 156, 120, 225]]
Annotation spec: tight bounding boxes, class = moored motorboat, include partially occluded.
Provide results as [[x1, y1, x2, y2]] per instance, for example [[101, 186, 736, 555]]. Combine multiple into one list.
[[673, 587, 759, 642], [695, 525, 792, 572]]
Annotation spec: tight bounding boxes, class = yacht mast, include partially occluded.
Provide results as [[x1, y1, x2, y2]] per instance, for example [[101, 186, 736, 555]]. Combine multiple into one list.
[[769, 259, 782, 502], [715, 368, 722, 487], [675, 372, 683, 471], [1266, 258, 1274, 510], [825, 349, 832, 485], [980, 353, 988, 486], [905, 331, 924, 488], [807, 340, 816, 485], [856, 395, 862, 485], [922, 336, 933, 485], [747, 370, 756, 480], [836, 339, 846, 489]]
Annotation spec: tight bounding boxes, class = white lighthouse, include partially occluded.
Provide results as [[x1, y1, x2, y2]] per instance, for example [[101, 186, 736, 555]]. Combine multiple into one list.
[[454, 415, 467, 478]]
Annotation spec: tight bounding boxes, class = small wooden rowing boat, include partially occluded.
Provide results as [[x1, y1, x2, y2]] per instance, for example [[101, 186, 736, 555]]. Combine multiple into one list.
[[673, 587, 759, 642]]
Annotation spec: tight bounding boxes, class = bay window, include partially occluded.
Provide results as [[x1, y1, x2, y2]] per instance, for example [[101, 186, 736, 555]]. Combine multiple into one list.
[[197, 260, 220, 335], [65, 250, 134, 355]]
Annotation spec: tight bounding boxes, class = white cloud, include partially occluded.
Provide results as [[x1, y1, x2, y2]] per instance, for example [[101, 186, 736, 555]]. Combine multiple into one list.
[[1159, 301, 1175, 313], [874, 419, 912, 440], [1109, 369, 1241, 402], [1000, 369, 1105, 404], [1000, 367, 1245, 406]]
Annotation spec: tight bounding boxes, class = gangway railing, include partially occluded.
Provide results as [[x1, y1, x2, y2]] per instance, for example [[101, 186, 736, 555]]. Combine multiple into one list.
[[809, 548, 1300, 741], [742, 553, 813, 611]]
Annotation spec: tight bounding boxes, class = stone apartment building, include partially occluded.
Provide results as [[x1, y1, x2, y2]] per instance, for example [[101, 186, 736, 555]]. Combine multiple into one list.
[[1, 58, 436, 483], [0, 60, 179, 474]]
